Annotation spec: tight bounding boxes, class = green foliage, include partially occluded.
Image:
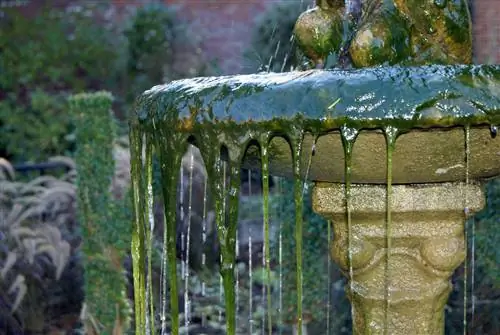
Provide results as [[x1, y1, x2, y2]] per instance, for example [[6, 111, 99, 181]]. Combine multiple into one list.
[[124, 3, 177, 104], [0, 4, 124, 162], [0, 2, 214, 163], [69, 92, 132, 334], [123, 2, 219, 109], [245, 0, 307, 73]]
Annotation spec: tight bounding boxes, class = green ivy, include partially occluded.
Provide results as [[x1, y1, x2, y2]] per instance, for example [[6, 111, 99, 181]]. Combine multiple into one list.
[[69, 92, 132, 334]]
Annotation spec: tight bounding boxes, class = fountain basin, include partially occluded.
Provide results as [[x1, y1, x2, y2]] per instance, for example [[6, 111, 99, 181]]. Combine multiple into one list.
[[135, 64, 500, 184]]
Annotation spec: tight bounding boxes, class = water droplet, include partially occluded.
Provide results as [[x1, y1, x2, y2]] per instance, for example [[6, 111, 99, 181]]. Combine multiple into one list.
[[490, 125, 497, 138], [434, 0, 447, 9], [229, 187, 238, 197]]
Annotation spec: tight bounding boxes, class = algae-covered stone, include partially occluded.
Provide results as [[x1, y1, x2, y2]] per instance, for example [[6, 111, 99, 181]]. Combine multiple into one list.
[[395, 0, 472, 64], [349, 3, 412, 67], [293, 0, 345, 67], [293, 0, 472, 67]]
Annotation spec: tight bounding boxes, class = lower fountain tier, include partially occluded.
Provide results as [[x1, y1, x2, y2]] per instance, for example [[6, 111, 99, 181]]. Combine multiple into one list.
[[312, 182, 484, 335]]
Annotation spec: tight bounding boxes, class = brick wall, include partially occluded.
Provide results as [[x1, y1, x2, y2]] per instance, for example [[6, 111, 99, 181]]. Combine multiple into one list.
[[162, 0, 278, 75], [473, 0, 500, 64]]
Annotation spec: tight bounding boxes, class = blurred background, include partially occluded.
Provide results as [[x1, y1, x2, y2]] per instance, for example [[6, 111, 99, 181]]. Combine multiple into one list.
[[0, 0, 499, 334]]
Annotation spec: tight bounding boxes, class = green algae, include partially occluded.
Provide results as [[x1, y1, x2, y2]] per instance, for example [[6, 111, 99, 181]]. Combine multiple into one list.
[[136, 65, 500, 131], [144, 138, 155, 335], [294, 0, 472, 67], [130, 125, 147, 335], [259, 132, 273, 335], [129, 64, 500, 335], [154, 116, 189, 335], [291, 128, 305, 335]]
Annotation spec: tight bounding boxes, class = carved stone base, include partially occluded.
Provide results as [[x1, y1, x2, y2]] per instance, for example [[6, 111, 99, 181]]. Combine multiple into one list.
[[312, 182, 484, 335]]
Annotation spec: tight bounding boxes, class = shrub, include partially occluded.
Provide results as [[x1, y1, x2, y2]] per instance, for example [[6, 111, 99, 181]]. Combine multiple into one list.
[[0, 4, 124, 163], [0, 2, 215, 163], [69, 92, 132, 334]]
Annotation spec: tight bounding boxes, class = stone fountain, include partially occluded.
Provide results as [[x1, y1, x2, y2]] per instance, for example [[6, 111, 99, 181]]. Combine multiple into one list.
[[129, 0, 500, 334]]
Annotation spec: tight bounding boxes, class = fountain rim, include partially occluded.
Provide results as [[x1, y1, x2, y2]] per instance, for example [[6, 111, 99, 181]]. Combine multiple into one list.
[[132, 64, 500, 133]]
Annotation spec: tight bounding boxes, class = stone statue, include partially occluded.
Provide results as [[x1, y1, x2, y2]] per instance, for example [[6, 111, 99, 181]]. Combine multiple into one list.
[[294, 0, 472, 68]]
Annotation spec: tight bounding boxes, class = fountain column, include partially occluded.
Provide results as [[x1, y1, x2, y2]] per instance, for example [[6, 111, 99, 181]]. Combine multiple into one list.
[[313, 182, 484, 335]]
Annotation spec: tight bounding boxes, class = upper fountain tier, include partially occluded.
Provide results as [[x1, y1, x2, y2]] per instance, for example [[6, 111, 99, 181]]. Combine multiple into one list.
[[134, 64, 500, 184]]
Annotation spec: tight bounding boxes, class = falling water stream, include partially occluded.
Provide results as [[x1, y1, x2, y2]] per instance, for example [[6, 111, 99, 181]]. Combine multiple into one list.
[[261, 133, 273, 335], [384, 126, 398, 334], [340, 125, 358, 331], [248, 168, 253, 334], [463, 126, 470, 335]]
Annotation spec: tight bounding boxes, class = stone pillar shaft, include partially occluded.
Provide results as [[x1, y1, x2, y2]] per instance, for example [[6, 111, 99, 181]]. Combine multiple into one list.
[[313, 182, 484, 335]]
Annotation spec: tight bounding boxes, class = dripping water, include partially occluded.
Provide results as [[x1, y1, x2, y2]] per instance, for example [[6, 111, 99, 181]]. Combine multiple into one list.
[[235, 197, 240, 322], [340, 125, 359, 331], [292, 130, 305, 335], [278, 177, 284, 335], [384, 126, 398, 335], [463, 125, 471, 334], [326, 219, 332, 335], [219, 160, 228, 324], [248, 168, 254, 334], [183, 148, 196, 331], [291, 133, 317, 335], [145, 138, 155, 335], [260, 171, 267, 334], [490, 125, 497, 139], [201, 168, 208, 325], [180, 156, 185, 284], [160, 200, 167, 333], [261, 135, 273, 335], [301, 137, 317, 203]]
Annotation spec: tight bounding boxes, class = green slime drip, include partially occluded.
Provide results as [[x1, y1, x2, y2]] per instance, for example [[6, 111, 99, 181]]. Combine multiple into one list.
[[196, 129, 248, 335], [291, 128, 305, 335], [156, 124, 188, 335], [130, 125, 146, 335], [145, 138, 155, 335], [384, 126, 398, 335], [260, 132, 273, 335]]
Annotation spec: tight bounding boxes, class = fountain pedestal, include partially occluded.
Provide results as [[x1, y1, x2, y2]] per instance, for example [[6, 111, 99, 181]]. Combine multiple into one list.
[[313, 182, 484, 335]]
